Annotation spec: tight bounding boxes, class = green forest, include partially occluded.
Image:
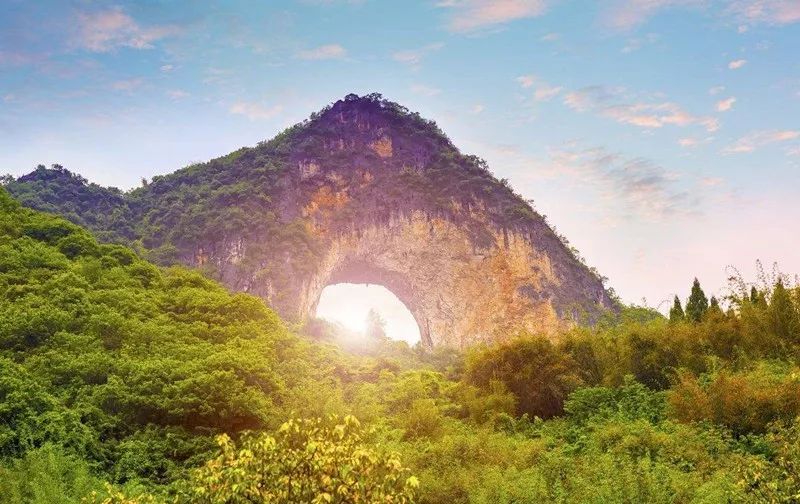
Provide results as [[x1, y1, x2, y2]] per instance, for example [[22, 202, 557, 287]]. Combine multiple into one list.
[[1, 181, 800, 503]]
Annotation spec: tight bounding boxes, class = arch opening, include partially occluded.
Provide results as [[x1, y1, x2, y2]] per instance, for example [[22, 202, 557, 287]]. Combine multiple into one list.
[[315, 283, 422, 346]]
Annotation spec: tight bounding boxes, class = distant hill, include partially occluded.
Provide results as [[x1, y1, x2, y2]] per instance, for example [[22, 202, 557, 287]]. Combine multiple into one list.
[[5, 93, 615, 348]]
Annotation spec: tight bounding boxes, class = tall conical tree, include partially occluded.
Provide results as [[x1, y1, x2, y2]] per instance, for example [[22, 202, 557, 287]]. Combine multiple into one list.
[[685, 278, 709, 323], [707, 296, 724, 319], [669, 296, 685, 322], [768, 279, 800, 344]]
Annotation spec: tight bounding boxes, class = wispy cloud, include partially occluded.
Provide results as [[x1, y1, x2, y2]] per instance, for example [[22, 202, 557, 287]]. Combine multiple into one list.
[[72, 8, 180, 52], [167, 89, 189, 100], [469, 104, 486, 114], [716, 96, 736, 111], [621, 33, 659, 53], [410, 83, 442, 96], [726, 0, 800, 26], [547, 145, 700, 219], [709, 85, 726, 95], [111, 78, 144, 91], [297, 44, 347, 60], [723, 129, 799, 153], [564, 86, 719, 132], [392, 42, 444, 68], [678, 136, 714, 148], [601, 0, 706, 31], [728, 58, 747, 69], [516, 74, 562, 101], [437, 0, 549, 33], [229, 101, 283, 120]]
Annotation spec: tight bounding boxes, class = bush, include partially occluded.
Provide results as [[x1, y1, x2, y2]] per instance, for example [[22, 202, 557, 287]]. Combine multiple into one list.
[[177, 416, 418, 503], [465, 334, 581, 418]]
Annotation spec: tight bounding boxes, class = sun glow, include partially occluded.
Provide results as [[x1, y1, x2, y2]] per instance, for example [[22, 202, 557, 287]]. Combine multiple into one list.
[[315, 283, 421, 345]]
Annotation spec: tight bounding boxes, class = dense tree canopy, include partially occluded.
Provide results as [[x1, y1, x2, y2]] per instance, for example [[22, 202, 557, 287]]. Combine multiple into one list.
[[2, 185, 800, 503]]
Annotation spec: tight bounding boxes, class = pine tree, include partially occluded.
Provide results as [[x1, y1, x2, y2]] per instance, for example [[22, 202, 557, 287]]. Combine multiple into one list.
[[669, 296, 685, 322], [685, 278, 709, 323]]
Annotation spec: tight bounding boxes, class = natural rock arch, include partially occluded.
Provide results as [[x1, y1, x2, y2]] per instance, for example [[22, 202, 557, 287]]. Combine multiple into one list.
[[294, 211, 583, 349], [7, 94, 615, 349]]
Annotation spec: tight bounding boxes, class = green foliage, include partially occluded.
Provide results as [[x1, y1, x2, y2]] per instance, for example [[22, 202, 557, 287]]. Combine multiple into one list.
[[2, 185, 800, 503], [686, 278, 709, 323], [178, 416, 417, 504], [465, 334, 582, 418], [0, 444, 103, 504], [668, 296, 684, 323]]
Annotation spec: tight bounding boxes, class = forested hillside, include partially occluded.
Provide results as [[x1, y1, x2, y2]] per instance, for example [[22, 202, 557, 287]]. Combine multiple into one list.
[[2, 185, 800, 502]]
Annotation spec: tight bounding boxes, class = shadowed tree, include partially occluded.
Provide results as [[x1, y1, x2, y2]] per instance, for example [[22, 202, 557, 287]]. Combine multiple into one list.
[[669, 296, 685, 323], [769, 279, 800, 344], [685, 278, 709, 323]]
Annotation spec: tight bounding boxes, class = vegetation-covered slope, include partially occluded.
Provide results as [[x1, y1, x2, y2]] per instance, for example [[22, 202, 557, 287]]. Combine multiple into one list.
[[2, 184, 800, 502]]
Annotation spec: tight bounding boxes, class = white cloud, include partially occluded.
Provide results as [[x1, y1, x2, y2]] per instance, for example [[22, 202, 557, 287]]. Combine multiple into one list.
[[601, 0, 706, 31], [540, 32, 559, 41], [160, 64, 174, 72], [709, 85, 726, 95], [72, 8, 180, 52], [2, 93, 15, 103], [716, 96, 736, 111], [437, 0, 549, 33], [392, 43, 444, 68], [723, 129, 800, 153], [410, 84, 442, 96], [229, 101, 283, 120], [297, 44, 347, 60], [728, 59, 747, 69], [470, 104, 485, 114], [564, 86, 719, 132]]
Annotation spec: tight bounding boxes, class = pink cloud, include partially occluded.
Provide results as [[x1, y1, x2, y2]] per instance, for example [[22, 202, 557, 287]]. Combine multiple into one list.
[[728, 59, 747, 69], [723, 130, 800, 154], [564, 86, 719, 132], [72, 8, 180, 52], [601, 0, 706, 31], [726, 0, 800, 25], [438, 0, 548, 33], [716, 97, 736, 112]]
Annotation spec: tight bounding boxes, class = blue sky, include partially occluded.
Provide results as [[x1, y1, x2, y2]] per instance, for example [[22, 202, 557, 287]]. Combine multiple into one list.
[[1, 0, 799, 331]]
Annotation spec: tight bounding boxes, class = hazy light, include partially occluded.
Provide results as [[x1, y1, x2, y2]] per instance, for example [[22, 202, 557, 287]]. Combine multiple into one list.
[[316, 283, 421, 345]]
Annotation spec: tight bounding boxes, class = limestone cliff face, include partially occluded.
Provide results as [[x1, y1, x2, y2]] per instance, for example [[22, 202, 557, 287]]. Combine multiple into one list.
[[8, 93, 615, 348]]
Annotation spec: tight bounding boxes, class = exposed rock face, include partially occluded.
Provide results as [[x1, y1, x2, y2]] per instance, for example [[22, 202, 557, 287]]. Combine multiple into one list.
[[7, 93, 615, 349], [298, 212, 585, 348]]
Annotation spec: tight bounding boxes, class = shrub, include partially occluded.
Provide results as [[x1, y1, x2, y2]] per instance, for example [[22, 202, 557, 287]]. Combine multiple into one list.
[[465, 334, 582, 418]]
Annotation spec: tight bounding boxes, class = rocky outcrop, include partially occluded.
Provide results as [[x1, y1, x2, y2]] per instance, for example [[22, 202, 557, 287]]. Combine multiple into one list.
[[7, 93, 615, 349]]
